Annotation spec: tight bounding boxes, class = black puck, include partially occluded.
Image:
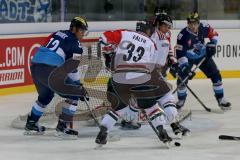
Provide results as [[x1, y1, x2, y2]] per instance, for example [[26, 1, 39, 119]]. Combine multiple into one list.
[[174, 142, 181, 147]]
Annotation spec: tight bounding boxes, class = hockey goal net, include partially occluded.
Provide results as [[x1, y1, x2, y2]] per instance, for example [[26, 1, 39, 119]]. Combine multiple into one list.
[[11, 38, 112, 129], [11, 38, 191, 129]]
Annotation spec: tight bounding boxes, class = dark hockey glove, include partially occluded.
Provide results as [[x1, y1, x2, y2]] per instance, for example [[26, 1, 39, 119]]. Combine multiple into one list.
[[178, 62, 195, 80], [167, 54, 178, 67], [169, 63, 179, 78], [103, 52, 113, 70], [206, 41, 216, 57], [78, 83, 89, 101], [187, 71, 196, 80]]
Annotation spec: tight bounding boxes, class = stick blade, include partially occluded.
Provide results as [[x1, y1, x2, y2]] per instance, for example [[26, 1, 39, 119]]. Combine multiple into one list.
[[219, 135, 240, 140]]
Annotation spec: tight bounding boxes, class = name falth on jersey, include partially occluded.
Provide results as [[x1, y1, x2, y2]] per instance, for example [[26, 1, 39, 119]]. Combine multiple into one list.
[[132, 35, 146, 44]]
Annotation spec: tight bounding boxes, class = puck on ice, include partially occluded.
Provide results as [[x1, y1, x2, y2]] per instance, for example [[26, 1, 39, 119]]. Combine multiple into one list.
[[174, 142, 181, 146]]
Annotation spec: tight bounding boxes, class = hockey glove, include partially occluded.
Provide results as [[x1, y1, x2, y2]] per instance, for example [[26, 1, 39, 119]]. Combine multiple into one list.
[[206, 41, 216, 57], [178, 62, 195, 80], [167, 53, 178, 67], [103, 52, 113, 70], [169, 63, 179, 78], [101, 44, 115, 55], [78, 83, 89, 101]]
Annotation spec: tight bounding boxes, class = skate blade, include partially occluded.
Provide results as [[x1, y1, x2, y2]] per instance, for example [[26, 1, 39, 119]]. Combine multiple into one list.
[[219, 107, 231, 112], [24, 130, 44, 136], [163, 142, 171, 149], [94, 144, 105, 150], [54, 132, 78, 140], [182, 131, 191, 137], [175, 133, 183, 139], [107, 135, 120, 142]]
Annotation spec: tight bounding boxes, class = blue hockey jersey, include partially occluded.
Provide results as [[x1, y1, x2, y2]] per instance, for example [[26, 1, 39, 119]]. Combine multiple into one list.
[[32, 30, 83, 66], [175, 22, 218, 62]]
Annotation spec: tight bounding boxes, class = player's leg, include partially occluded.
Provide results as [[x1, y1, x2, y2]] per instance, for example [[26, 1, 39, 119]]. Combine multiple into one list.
[[119, 105, 141, 130], [176, 78, 188, 109], [175, 61, 194, 110], [95, 79, 126, 144], [25, 64, 56, 134], [200, 58, 231, 110], [135, 93, 172, 143], [158, 91, 190, 137], [107, 78, 141, 130], [55, 99, 79, 137], [54, 77, 85, 137]]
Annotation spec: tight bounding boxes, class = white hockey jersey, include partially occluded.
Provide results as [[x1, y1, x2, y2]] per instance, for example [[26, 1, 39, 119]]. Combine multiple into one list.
[[100, 29, 159, 84], [151, 30, 173, 66]]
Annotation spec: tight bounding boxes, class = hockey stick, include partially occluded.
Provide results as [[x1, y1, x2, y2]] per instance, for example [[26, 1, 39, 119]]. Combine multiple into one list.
[[83, 96, 101, 127], [219, 135, 240, 140], [172, 57, 206, 94], [178, 109, 192, 123]]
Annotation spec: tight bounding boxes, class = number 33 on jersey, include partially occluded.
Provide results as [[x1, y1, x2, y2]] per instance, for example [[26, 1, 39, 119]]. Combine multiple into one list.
[[100, 30, 160, 77]]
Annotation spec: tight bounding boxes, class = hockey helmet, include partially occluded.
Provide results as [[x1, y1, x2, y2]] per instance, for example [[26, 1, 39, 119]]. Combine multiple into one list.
[[187, 12, 200, 23], [70, 16, 88, 31], [136, 20, 154, 35], [154, 12, 173, 28]]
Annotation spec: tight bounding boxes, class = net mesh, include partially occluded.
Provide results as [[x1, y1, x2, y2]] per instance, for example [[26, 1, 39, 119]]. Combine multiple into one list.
[[11, 38, 191, 129]]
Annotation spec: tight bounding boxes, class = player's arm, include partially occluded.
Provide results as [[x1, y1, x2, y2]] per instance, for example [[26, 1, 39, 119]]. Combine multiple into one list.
[[203, 23, 219, 45], [158, 39, 171, 66], [166, 31, 177, 66], [175, 32, 189, 67], [66, 40, 83, 85], [99, 29, 123, 45], [203, 23, 218, 57], [99, 30, 123, 70], [150, 42, 164, 69]]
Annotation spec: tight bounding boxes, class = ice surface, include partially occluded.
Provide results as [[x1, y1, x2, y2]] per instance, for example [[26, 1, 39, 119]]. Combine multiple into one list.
[[0, 79, 239, 160]]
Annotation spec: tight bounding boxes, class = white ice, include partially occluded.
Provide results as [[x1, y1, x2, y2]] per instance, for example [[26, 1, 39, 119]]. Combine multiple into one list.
[[0, 78, 240, 160]]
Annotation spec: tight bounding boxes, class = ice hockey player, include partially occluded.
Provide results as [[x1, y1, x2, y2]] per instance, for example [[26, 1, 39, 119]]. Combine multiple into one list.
[[151, 11, 177, 79], [101, 32, 147, 130], [174, 12, 231, 110], [25, 16, 89, 137], [95, 20, 189, 146], [150, 13, 190, 136]]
